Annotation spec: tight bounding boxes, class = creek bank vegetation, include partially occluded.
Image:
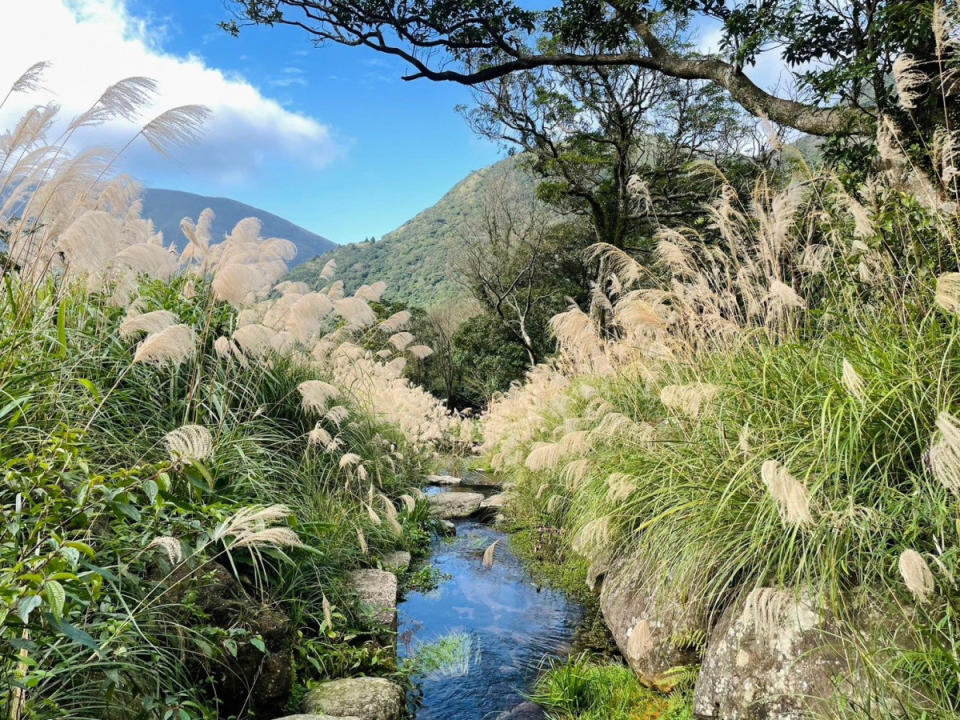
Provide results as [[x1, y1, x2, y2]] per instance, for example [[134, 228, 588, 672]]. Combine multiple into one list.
[[0, 67, 469, 719]]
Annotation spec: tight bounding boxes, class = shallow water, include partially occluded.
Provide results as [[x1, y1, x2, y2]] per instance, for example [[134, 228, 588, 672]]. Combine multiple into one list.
[[399, 496, 582, 720]]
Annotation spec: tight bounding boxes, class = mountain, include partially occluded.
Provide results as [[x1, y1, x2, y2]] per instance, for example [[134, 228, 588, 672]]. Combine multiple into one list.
[[141, 188, 336, 268], [288, 155, 537, 308]]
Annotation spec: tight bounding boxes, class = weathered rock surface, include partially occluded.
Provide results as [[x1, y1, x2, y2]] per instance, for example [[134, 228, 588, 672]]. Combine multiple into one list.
[[480, 493, 507, 510], [496, 701, 547, 719], [693, 588, 847, 719], [425, 473, 461, 486], [428, 491, 484, 519], [303, 677, 404, 720], [274, 715, 361, 720], [349, 569, 398, 630], [461, 471, 503, 488], [381, 551, 411, 573], [438, 519, 457, 535], [599, 555, 704, 685]]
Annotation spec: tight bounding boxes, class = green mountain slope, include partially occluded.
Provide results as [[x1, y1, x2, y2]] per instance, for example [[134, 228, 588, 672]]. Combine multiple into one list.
[[288, 155, 536, 307], [142, 188, 336, 268]]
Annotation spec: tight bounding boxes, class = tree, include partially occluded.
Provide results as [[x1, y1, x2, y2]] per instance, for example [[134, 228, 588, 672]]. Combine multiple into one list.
[[463, 30, 750, 253], [454, 165, 588, 365], [224, 0, 951, 141]]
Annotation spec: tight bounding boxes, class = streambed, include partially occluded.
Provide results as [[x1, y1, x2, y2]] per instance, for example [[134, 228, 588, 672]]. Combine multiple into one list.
[[399, 482, 583, 719]]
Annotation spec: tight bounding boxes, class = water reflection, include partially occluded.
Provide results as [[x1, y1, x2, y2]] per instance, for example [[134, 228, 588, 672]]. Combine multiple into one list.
[[399, 518, 581, 719]]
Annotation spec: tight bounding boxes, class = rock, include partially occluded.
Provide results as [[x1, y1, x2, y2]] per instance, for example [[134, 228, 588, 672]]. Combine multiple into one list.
[[349, 569, 398, 630], [425, 473, 461, 486], [274, 715, 360, 720], [428, 491, 484, 519], [480, 493, 507, 510], [381, 551, 411, 573], [599, 555, 704, 686], [438, 519, 457, 536], [161, 563, 294, 714], [461, 471, 502, 488], [693, 588, 848, 719], [303, 677, 404, 720], [496, 701, 547, 719]]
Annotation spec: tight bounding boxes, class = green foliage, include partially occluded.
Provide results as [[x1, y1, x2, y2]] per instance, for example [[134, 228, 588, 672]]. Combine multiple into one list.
[[531, 654, 693, 720], [0, 275, 433, 718]]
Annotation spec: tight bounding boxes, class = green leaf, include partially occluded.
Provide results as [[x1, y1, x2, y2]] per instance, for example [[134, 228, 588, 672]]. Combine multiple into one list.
[[17, 595, 41, 624], [143, 479, 158, 504], [223, 638, 238, 658], [56, 301, 67, 359], [64, 541, 95, 558], [76, 378, 100, 401], [43, 581, 65, 619], [249, 635, 266, 653], [47, 614, 100, 656]]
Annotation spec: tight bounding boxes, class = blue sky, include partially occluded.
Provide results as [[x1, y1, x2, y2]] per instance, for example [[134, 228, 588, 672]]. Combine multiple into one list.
[[0, 0, 508, 245], [0, 1, 792, 248], [131, 0, 505, 244]]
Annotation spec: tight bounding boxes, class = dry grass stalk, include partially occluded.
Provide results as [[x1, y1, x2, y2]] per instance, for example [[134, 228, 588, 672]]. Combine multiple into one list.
[[841, 359, 867, 402], [659, 383, 719, 419], [929, 411, 960, 497], [482, 540, 499, 568], [760, 460, 813, 527], [899, 549, 935, 603], [133, 324, 196, 368], [935, 273, 960, 315], [119, 309, 178, 339], [146, 536, 183, 565], [164, 425, 214, 463]]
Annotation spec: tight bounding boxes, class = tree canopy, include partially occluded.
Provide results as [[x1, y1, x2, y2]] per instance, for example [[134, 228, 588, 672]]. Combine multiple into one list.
[[224, 1, 948, 139]]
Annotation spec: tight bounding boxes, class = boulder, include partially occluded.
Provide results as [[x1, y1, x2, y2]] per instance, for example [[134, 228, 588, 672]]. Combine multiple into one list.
[[438, 519, 457, 536], [349, 569, 398, 630], [428, 491, 484, 519], [480, 493, 507, 511], [461, 471, 503, 488], [693, 588, 847, 719], [599, 555, 704, 686], [496, 701, 547, 719], [381, 551, 411, 573], [303, 677, 404, 720], [425, 473, 461, 486]]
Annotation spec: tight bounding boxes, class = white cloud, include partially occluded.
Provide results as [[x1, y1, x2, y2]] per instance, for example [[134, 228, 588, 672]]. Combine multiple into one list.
[[0, 0, 341, 185]]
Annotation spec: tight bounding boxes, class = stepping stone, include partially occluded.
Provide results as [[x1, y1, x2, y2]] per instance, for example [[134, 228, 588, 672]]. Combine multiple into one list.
[[424, 473, 460, 486], [428, 491, 484, 519], [480, 493, 507, 510], [349, 569, 397, 630], [303, 677, 404, 720], [381, 551, 411, 573]]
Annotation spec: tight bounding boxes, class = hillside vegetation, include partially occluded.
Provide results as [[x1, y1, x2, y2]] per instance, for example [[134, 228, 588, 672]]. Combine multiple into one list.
[[289, 155, 541, 307]]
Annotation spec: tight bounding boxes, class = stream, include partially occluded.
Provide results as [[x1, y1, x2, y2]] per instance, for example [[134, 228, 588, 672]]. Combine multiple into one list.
[[399, 480, 583, 719]]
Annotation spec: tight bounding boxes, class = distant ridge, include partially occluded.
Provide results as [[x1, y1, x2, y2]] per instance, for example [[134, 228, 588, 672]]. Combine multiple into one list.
[[141, 188, 336, 268]]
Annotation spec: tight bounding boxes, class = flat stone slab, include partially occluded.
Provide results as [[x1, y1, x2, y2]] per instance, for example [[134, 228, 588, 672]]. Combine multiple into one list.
[[349, 569, 397, 630], [381, 551, 411, 572], [303, 677, 404, 720], [480, 493, 507, 510], [424, 473, 461, 486], [428, 491, 484, 519]]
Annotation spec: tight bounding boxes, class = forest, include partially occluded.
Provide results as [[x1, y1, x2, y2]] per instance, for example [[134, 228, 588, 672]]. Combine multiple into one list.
[[2, 0, 960, 719]]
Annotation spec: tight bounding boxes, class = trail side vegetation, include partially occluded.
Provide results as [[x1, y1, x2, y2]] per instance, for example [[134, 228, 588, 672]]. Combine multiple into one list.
[[0, 67, 467, 719]]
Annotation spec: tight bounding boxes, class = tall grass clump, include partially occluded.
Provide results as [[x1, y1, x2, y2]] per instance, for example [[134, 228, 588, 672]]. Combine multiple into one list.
[[0, 65, 461, 718], [482, 6, 960, 716]]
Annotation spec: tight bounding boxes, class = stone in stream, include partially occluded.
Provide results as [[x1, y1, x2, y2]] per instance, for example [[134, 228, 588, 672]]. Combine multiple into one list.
[[496, 701, 547, 719], [693, 588, 849, 719], [480, 492, 507, 511], [275, 715, 360, 720], [349, 569, 397, 630], [424, 473, 461, 486], [380, 550, 411, 573], [599, 554, 705, 687], [460, 471, 503, 488], [428, 491, 485, 519], [438, 519, 457, 536], [303, 677, 404, 720]]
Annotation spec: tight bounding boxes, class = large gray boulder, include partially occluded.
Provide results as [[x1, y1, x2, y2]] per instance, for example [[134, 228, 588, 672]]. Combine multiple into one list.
[[480, 493, 507, 511], [428, 491, 484, 519], [303, 677, 404, 720], [349, 569, 397, 630], [599, 555, 704, 686], [693, 588, 847, 719]]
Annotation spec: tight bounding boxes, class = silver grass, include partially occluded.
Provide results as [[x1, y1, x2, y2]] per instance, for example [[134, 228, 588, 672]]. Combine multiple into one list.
[[339, 453, 362, 469], [379, 310, 411, 333], [407, 344, 434, 360], [146, 536, 183, 565], [133, 324, 196, 368], [355, 281, 387, 302], [935, 273, 960, 315], [760, 459, 813, 527], [308, 424, 332, 447], [928, 411, 960, 497], [334, 296, 377, 327], [389, 332, 415, 351], [319, 258, 337, 281], [841, 359, 867, 402], [3, 62, 50, 104], [482, 540, 499, 568], [232, 323, 277, 358], [659, 383, 719, 419], [71, 77, 158, 129], [119, 309, 178, 339], [899, 549, 935, 603], [164, 424, 213, 463], [141, 105, 212, 157], [356, 527, 368, 554], [326, 405, 350, 426], [893, 55, 927, 110]]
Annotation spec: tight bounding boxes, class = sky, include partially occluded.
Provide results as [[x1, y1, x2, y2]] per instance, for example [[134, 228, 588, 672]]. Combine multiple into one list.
[[0, 0, 796, 247]]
